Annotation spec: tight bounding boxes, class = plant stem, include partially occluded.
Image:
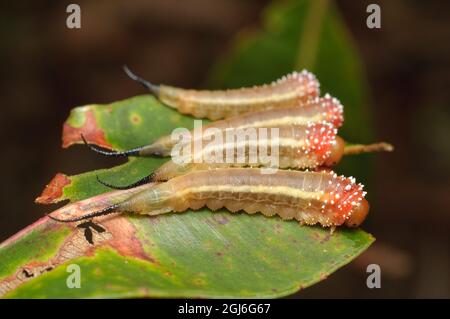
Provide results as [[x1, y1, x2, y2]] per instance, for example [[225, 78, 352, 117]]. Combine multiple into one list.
[[344, 142, 394, 155]]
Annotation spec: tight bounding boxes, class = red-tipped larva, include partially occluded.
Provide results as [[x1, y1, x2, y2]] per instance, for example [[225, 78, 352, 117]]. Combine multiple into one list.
[[83, 95, 344, 158], [93, 120, 393, 189], [125, 67, 320, 120], [49, 168, 369, 228], [147, 122, 343, 182]]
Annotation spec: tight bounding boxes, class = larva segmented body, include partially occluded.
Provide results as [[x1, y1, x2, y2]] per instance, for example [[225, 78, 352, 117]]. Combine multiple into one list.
[[151, 122, 342, 181], [86, 95, 344, 158], [153, 71, 320, 120], [51, 169, 369, 228], [141, 94, 342, 157]]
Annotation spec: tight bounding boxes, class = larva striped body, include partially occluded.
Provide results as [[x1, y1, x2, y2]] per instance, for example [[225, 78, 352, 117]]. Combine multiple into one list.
[[52, 169, 368, 228], [151, 122, 343, 181], [89, 95, 343, 158], [157, 71, 320, 120]]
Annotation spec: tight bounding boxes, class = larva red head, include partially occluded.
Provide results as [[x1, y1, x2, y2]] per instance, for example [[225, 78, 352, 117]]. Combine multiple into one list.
[[303, 122, 338, 166], [323, 136, 345, 167], [321, 94, 344, 128], [321, 173, 368, 227], [345, 198, 370, 228]]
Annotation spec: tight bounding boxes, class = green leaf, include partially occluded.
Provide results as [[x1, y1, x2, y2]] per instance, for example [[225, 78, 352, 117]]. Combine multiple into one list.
[[0, 95, 373, 298]]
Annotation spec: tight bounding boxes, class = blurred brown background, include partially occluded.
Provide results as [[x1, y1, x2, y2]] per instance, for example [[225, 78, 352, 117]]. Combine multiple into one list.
[[0, 0, 449, 298]]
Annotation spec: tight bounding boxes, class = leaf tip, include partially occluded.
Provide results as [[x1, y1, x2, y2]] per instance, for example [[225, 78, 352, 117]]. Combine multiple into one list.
[[36, 173, 71, 204], [62, 108, 111, 149]]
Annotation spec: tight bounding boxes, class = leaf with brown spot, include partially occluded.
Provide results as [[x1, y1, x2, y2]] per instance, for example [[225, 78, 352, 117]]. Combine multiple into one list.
[[1, 0, 376, 298], [0, 93, 374, 298]]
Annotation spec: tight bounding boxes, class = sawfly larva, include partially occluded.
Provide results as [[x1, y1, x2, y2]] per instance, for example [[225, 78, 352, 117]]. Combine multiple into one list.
[[92, 122, 392, 189], [124, 66, 320, 120], [49, 168, 369, 228], [97, 122, 343, 188], [83, 95, 344, 158]]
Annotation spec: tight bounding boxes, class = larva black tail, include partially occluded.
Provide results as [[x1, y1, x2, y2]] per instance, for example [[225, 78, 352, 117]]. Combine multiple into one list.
[[47, 203, 121, 223], [96, 173, 155, 190], [123, 65, 160, 96], [81, 134, 142, 157]]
